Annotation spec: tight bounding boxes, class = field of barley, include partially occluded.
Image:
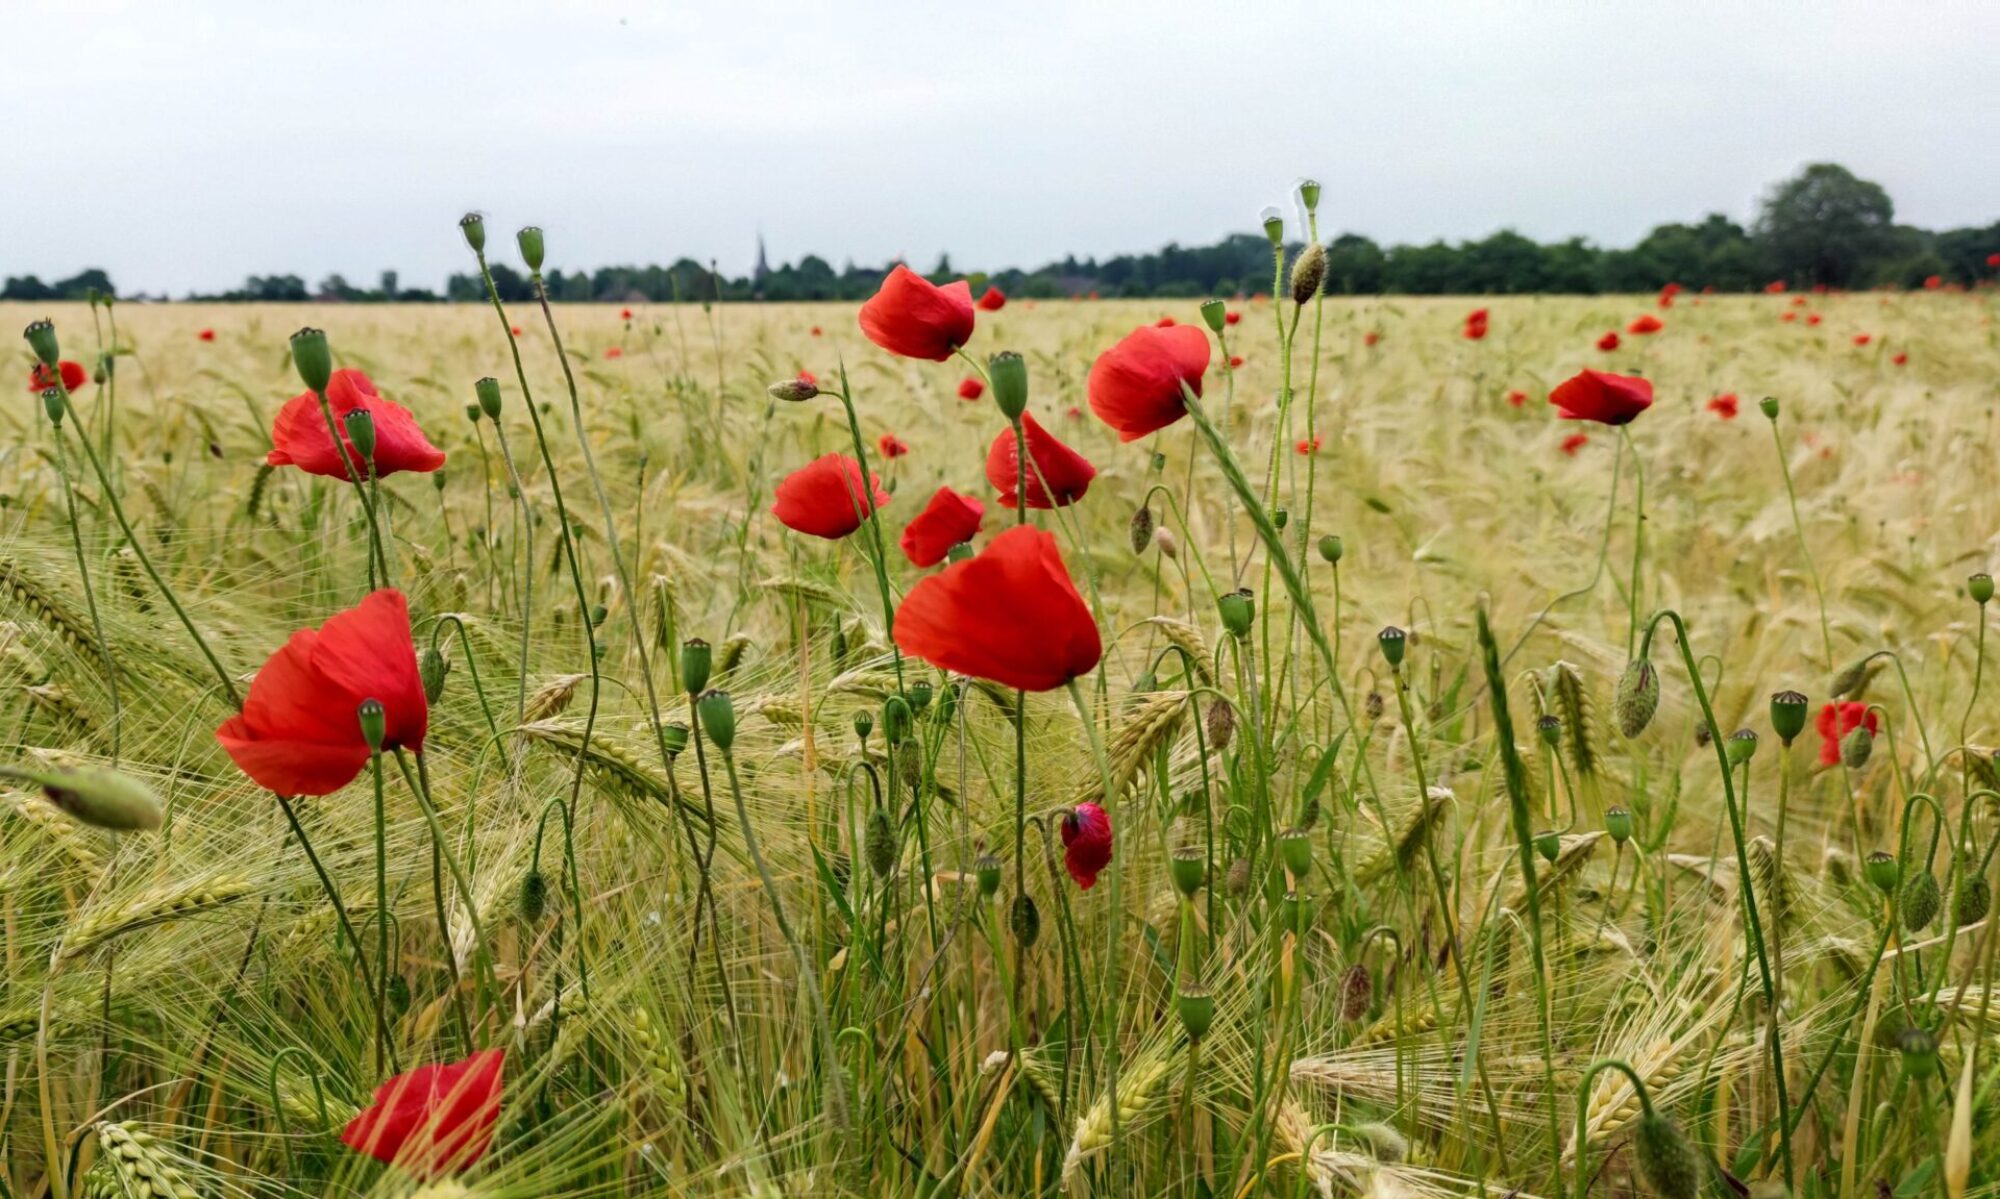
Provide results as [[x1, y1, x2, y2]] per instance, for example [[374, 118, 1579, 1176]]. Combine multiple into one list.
[[4, 223, 1999, 1199]]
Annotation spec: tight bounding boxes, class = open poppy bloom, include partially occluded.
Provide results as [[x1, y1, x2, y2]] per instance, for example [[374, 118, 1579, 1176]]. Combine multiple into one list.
[[958, 378, 985, 401], [985, 412, 1096, 509], [268, 369, 445, 479], [1806, 313, 1822, 326], [1596, 331, 1621, 351], [1657, 282, 1680, 308], [771, 453, 889, 540], [1989, 253, 2000, 268], [1506, 389, 1527, 408], [341, 1048, 505, 1178], [620, 307, 633, 319], [899, 486, 984, 567], [510, 325, 523, 336], [1228, 355, 1244, 368], [1363, 331, 1380, 346], [1924, 275, 1942, 290], [1154, 316, 1176, 327], [1627, 314, 1663, 335], [1780, 311, 1797, 323], [1086, 324, 1211, 442], [976, 286, 1007, 312], [1295, 436, 1321, 455], [216, 590, 427, 796], [1225, 310, 1242, 326], [1765, 280, 1788, 294], [197, 328, 216, 342], [858, 264, 975, 361], [893, 525, 1101, 691], [1560, 433, 1590, 456], [29, 361, 87, 392], [1061, 802, 1114, 889], [877, 433, 909, 459], [1707, 393, 1739, 419], [1463, 309, 1489, 340], [604, 346, 623, 359], [1817, 701, 1878, 767], [1892, 352, 1908, 366], [1550, 369, 1652, 426], [1852, 333, 1871, 346]]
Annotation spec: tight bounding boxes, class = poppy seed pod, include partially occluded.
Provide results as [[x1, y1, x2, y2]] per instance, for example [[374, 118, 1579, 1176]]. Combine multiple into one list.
[[1129, 505, 1156, 555], [23, 319, 60, 368], [1605, 806, 1633, 845], [475, 377, 503, 419], [1339, 962, 1373, 1021], [864, 807, 897, 878], [518, 868, 548, 923], [465, 403, 482, 423], [1260, 206, 1284, 246], [1008, 892, 1040, 947], [1897, 1026, 1939, 1079], [1841, 722, 1873, 769], [906, 680, 933, 715], [680, 639, 712, 695], [1758, 396, 1780, 420], [988, 351, 1029, 422], [881, 695, 912, 745], [42, 387, 65, 427], [419, 647, 449, 704], [1972, 573, 1994, 606], [356, 698, 387, 752], [1770, 690, 1809, 744], [1217, 588, 1255, 639], [1864, 850, 1900, 895], [1631, 1110, 1702, 1199], [1613, 658, 1659, 738], [1536, 714, 1561, 747], [343, 409, 377, 467], [458, 212, 486, 254], [1169, 847, 1205, 897], [1175, 985, 1215, 1040], [1725, 728, 1759, 765], [1902, 868, 1942, 930], [289, 328, 333, 394], [26, 765, 164, 832], [974, 853, 1002, 898], [1280, 890, 1307, 933], [1279, 828, 1312, 878], [768, 377, 819, 403], [661, 722, 689, 757], [1200, 298, 1227, 333], [852, 712, 873, 742], [1377, 626, 1407, 670], [1318, 534, 1343, 565], [516, 226, 546, 273], [1290, 243, 1326, 306], [696, 690, 736, 751]]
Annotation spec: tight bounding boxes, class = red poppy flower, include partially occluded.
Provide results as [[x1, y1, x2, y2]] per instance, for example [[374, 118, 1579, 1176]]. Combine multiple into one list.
[[1806, 313, 1822, 326], [1228, 355, 1244, 368], [1816, 702, 1878, 767], [1596, 331, 1621, 351], [1780, 311, 1797, 323], [1893, 352, 1908, 366], [216, 589, 427, 796], [976, 286, 1007, 312], [1463, 309, 1489, 340], [1154, 316, 1176, 327], [28, 361, 87, 393], [1549, 369, 1653, 426], [1765, 280, 1788, 294], [197, 328, 216, 342], [1852, 333, 1871, 346], [510, 325, 523, 336], [620, 307, 633, 320], [1988, 253, 2000, 268], [1086, 324, 1211, 442], [1060, 801, 1114, 890], [340, 1048, 505, 1178], [267, 370, 445, 480], [958, 377, 985, 401], [986, 412, 1096, 509], [1627, 314, 1663, 335], [1295, 436, 1322, 455], [604, 346, 623, 359], [1065, 405, 1083, 420], [892, 525, 1101, 691], [770, 453, 889, 540], [1923, 275, 1942, 290], [877, 433, 909, 459], [899, 486, 984, 568], [1657, 282, 1681, 309], [1225, 310, 1242, 326], [810, 325, 823, 337], [1560, 433, 1590, 456], [858, 264, 975, 361], [1707, 393, 1739, 420], [1792, 297, 1808, 306], [1506, 389, 1527, 408]]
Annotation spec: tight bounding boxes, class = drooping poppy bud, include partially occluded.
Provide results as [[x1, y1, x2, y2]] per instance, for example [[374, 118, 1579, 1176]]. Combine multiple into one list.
[[518, 868, 548, 922], [1903, 869, 1942, 930], [1631, 1109, 1702, 1199], [20, 765, 164, 832], [881, 695, 912, 745], [419, 647, 449, 704], [865, 806, 897, 878], [1841, 721, 1873, 769], [1009, 893, 1040, 947], [769, 376, 820, 403], [1614, 659, 1659, 737], [1289, 243, 1326, 305], [1129, 505, 1155, 555]]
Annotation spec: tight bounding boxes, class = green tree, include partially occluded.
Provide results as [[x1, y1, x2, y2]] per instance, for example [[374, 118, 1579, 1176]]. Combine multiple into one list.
[[1754, 163, 1895, 288]]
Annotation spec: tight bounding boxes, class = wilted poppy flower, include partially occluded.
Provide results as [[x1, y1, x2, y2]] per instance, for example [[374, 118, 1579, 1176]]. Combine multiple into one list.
[[1463, 309, 1489, 340], [893, 525, 1101, 691], [976, 286, 1007, 312], [986, 412, 1096, 509], [1363, 331, 1380, 347], [197, 328, 216, 342], [1852, 333, 1871, 346], [1596, 331, 1621, 352], [216, 589, 427, 796], [1224, 310, 1242, 326], [268, 369, 445, 479], [340, 1048, 505, 1177], [858, 265, 975, 361], [877, 433, 909, 459], [1707, 393, 1739, 419], [604, 346, 624, 359], [958, 377, 985, 401], [1560, 433, 1590, 456], [1893, 352, 1909, 366], [1657, 282, 1681, 308], [1295, 436, 1322, 455], [1549, 369, 1652, 426], [1087, 324, 1211, 442], [1627, 314, 1663, 335], [899, 486, 984, 567], [1061, 802, 1114, 890], [1816, 701, 1878, 767], [1506, 389, 1527, 408], [29, 361, 87, 393], [771, 453, 889, 540]]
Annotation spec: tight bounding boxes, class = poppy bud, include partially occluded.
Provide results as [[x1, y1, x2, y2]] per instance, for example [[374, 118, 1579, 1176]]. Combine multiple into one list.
[[1297, 791, 1321, 832], [589, 604, 608, 628], [1632, 1110, 1702, 1199], [906, 680, 933, 715], [475, 377, 503, 419], [1534, 829, 1561, 863], [1170, 847, 1205, 897], [1605, 806, 1633, 845], [1864, 850, 1899, 895], [988, 351, 1028, 422], [852, 712, 873, 742], [290, 328, 333, 394], [27, 765, 164, 832], [1225, 856, 1251, 895], [661, 722, 688, 757], [1829, 657, 1871, 697], [1613, 659, 1659, 738], [1298, 178, 1322, 213], [1339, 963, 1373, 1021], [92, 361, 108, 386], [1009, 892, 1040, 947], [1154, 528, 1180, 559], [1272, 507, 1288, 530], [343, 409, 377, 467], [349, 700, 385, 756], [1770, 690, 1809, 744], [1217, 589, 1255, 639], [696, 690, 735, 751], [386, 973, 412, 1018], [1903, 868, 1941, 930], [459, 212, 486, 254], [1954, 871, 1990, 928], [42, 387, 65, 427], [882, 695, 912, 745], [420, 647, 449, 703], [1841, 722, 1872, 769], [517, 226, 546, 273], [1289, 243, 1326, 306], [1200, 298, 1227, 333], [865, 807, 897, 878], [1536, 714, 1561, 747], [681, 638, 712, 695], [1897, 1026, 1938, 1078], [1758, 396, 1779, 420], [1175, 985, 1215, 1040], [1972, 573, 1994, 606], [1205, 700, 1234, 753], [1129, 506, 1156, 555], [1365, 691, 1384, 720], [23, 319, 60, 368], [1278, 827, 1312, 878], [1317, 534, 1342, 565], [1261, 206, 1284, 246], [768, 377, 819, 403], [465, 403, 481, 424], [1377, 626, 1407, 670], [433, 471, 446, 493], [518, 868, 548, 922], [974, 853, 1001, 897], [1725, 728, 1758, 765]]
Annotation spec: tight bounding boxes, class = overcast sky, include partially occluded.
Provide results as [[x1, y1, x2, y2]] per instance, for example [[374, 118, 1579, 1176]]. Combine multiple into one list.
[[9, 0, 1998, 296]]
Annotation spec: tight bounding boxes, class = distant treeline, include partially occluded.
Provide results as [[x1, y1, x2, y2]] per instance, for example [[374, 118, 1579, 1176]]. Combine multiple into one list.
[[8, 164, 1996, 305]]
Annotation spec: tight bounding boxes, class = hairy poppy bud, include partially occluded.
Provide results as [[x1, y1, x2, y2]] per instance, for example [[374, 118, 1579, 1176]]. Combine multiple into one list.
[[41, 387, 64, 427], [1536, 714, 1561, 747], [289, 327, 333, 394], [661, 722, 688, 757], [1972, 573, 1994, 606], [1534, 829, 1561, 863], [357, 698, 386, 752], [1289, 242, 1326, 306], [988, 351, 1028, 422], [696, 690, 736, 751], [1864, 850, 1900, 895], [1154, 527, 1179, 559], [1770, 690, 1809, 744], [384, 973, 411, 1019], [680, 639, 712, 695], [1129, 505, 1155, 555], [1903, 868, 1941, 930], [768, 377, 819, 403], [24, 765, 164, 832], [1605, 806, 1633, 845], [1170, 847, 1205, 897], [882, 695, 912, 745], [419, 647, 449, 703], [1008, 892, 1040, 947], [517, 226, 546, 273], [1204, 699, 1234, 753], [475, 377, 503, 419], [343, 409, 377, 467], [1632, 1110, 1702, 1199], [1758, 396, 1779, 420], [1613, 659, 1659, 738], [459, 212, 486, 254], [1279, 828, 1312, 878], [1225, 856, 1251, 895], [865, 807, 897, 878], [1725, 728, 1758, 765], [1218, 588, 1255, 639], [974, 853, 1001, 897], [852, 711, 873, 742], [1841, 722, 1873, 769], [947, 541, 975, 563], [1175, 985, 1215, 1039], [1377, 626, 1407, 670], [1955, 870, 1990, 928], [1365, 690, 1385, 720], [1317, 534, 1343, 565], [1272, 507, 1289, 530], [1829, 657, 1871, 698], [1339, 963, 1373, 1021], [1200, 298, 1226, 333], [518, 868, 548, 922], [1260, 206, 1284, 246], [23, 319, 59, 368]]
